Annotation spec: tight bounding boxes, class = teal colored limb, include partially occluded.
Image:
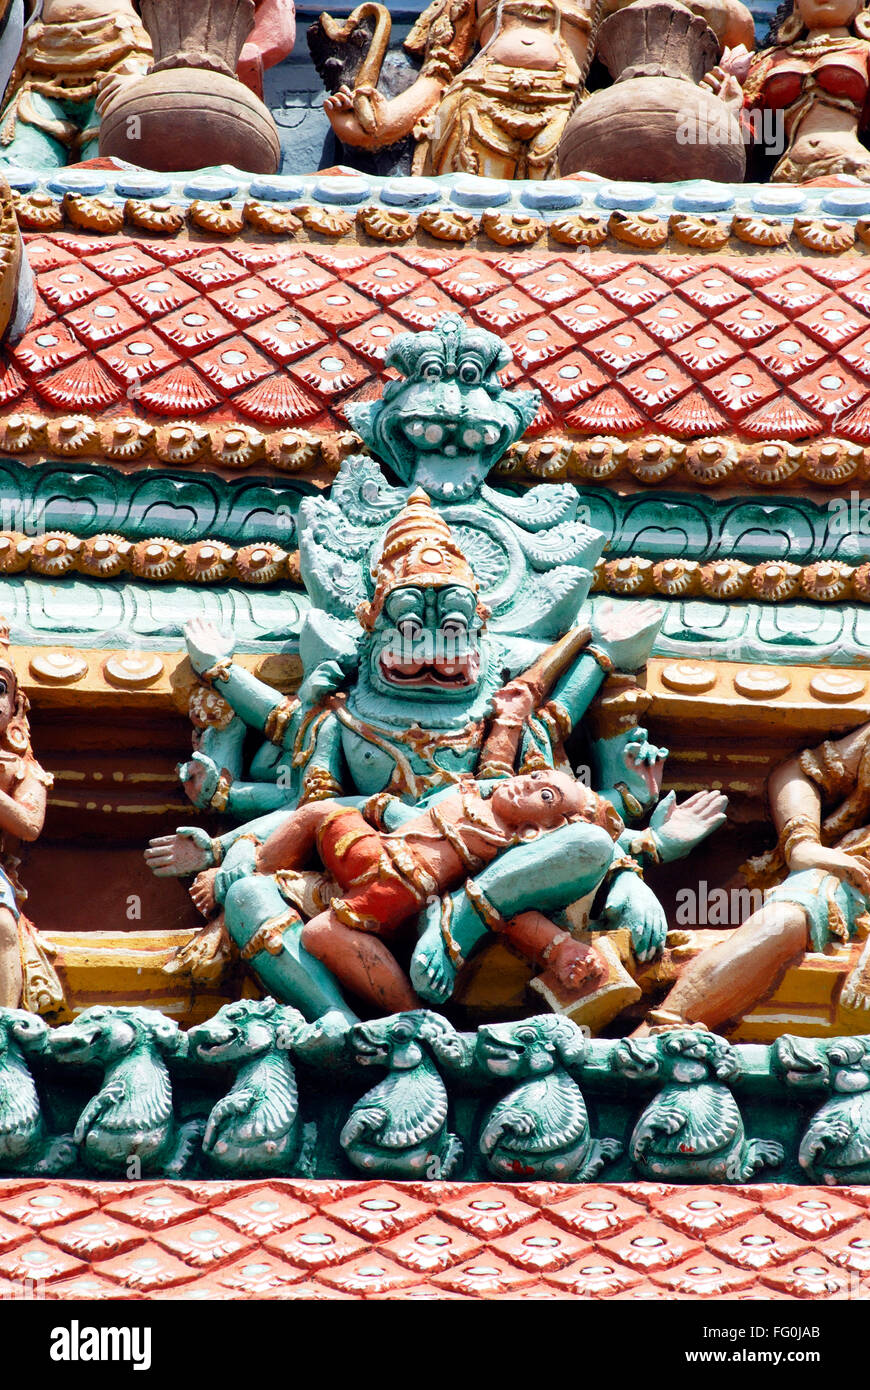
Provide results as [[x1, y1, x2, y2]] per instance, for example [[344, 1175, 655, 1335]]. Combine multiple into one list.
[[224, 781, 295, 819], [224, 874, 358, 1023], [302, 709, 344, 790], [212, 664, 292, 734], [0, 90, 71, 167], [411, 822, 615, 1002], [197, 717, 246, 782], [548, 651, 606, 732]]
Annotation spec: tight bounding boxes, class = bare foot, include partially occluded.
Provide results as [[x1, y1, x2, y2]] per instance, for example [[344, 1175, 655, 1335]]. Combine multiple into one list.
[[190, 868, 218, 917], [548, 935, 608, 993]]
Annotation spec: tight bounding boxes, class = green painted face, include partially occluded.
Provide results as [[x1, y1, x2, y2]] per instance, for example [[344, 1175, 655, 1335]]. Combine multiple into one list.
[[344, 315, 540, 502], [367, 582, 483, 700]]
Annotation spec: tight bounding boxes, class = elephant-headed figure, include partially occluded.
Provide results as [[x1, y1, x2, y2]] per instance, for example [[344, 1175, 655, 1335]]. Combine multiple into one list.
[[775, 1034, 870, 1185], [340, 1010, 466, 1179], [188, 997, 316, 1176], [475, 1015, 621, 1181], [50, 1006, 203, 1177], [0, 1007, 75, 1173], [615, 1028, 784, 1183]]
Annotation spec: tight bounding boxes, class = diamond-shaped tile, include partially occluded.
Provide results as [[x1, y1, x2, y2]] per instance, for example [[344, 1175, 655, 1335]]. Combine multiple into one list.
[[0, 1213, 27, 1252], [486, 253, 551, 279], [323, 1186, 429, 1240], [213, 1189, 311, 1239], [545, 1256, 643, 1297], [392, 285, 463, 329], [156, 298, 236, 351], [83, 243, 163, 284], [637, 294, 704, 345], [841, 271, 870, 312], [45, 1272, 133, 1300], [398, 248, 461, 275], [175, 249, 247, 291], [194, 336, 272, 392], [97, 1240, 197, 1292], [554, 291, 625, 341], [491, 1218, 591, 1273], [317, 1252, 419, 1295], [621, 354, 692, 410], [290, 345, 370, 396], [504, 316, 573, 370], [44, 1213, 143, 1260], [759, 269, 829, 313], [38, 261, 110, 310], [789, 363, 867, 419], [654, 1257, 757, 1296], [651, 1188, 758, 1238], [10, 320, 84, 374], [245, 309, 328, 365], [155, 1215, 254, 1268], [342, 312, 405, 366], [430, 1254, 535, 1297], [600, 266, 671, 309], [120, 270, 198, 317], [379, 1217, 481, 1275], [227, 243, 298, 273], [714, 299, 787, 343], [103, 1185, 202, 1231], [306, 245, 376, 273], [98, 327, 178, 383], [0, 1238, 84, 1283], [515, 260, 590, 307], [209, 1252, 307, 1295], [266, 1217, 367, 1270], [547, 1187, 648, 1238], [210, 275, 286, 326], [670, 325, 742, 377], [676, 268, 748, 311], [597, 1221, 702, 1272], [24, 237, 75, 273], [441, 1187, 537, 1239], [295, 285, 377, 331], [435, 258, 508, 305], [750, 328, 826, 382], [766, 1191, 866, 1239], [797, 296, 864, 349], [585, 322, 658, 373], [708, 1216, 808, 1270], [534, 350, 607, 405], [819, 1226, 870, 1272], [840, 331, 870, 381], [705, 361, 778, 414], [2, 1186, 96, 1230], [472, 287, 541, 331], [65, 290, 144, 347], [261, 255, 335, 298], [762, 1256, 850, 1298], [346, 255, 423, 305]]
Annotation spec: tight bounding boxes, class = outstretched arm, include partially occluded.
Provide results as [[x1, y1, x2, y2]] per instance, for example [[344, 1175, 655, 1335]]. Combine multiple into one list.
[[549, 600, 664, 731], [769, 724, 870, 896]]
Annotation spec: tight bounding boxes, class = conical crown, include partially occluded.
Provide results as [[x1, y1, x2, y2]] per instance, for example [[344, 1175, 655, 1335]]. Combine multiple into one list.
[[357, 489, 478, 631]]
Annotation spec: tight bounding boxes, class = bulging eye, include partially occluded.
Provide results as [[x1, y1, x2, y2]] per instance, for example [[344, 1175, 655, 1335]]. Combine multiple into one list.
[[541, 788, 555, 803], [421, 359, 443, 381], [398, 617, 422, 639], [441, 618, 467, 638], [459, 360, 482, 384]]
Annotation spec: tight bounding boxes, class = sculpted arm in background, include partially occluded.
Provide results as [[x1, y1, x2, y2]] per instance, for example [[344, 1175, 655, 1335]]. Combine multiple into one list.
[[769, 724, 870, 897], [324, 74, 445, 148], [238, 0, 297, 95], [0, 767, 46, 842]]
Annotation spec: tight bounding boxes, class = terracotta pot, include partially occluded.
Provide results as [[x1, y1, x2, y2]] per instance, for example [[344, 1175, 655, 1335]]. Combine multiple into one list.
[[99, 0, 281, 173], [99, 67, 281, 172], [559, 0, 745, 182]]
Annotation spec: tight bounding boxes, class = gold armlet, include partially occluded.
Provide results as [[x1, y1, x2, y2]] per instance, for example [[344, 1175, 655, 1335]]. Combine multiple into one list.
[[464, 879, 509, 933], [210, 838, 225, 866], [630, 828, 661, 864], [264, 695, 301, 747], [201, 658, 233, 684], [587, 645, 615, 675], [779, 813, 821, 863], [209, 770, 233, 813], [300, 768, 343, 804], [605, 854, 644, 884]]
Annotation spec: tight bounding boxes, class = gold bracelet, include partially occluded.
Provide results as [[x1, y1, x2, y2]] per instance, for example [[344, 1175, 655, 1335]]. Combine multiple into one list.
[[210, 837, 225, 866], [264, 695, 301, 747], [201, 658, 233, 684], [301, 768, 343, 803], [780, 813, 820, 862], [209, 769, 233, 813], [587, 645, 614, 674]]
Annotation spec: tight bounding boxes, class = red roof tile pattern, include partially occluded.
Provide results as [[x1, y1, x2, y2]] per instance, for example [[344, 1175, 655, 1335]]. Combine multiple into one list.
[[1, 1180, 870, 1299], [10, 239, 870, 442]]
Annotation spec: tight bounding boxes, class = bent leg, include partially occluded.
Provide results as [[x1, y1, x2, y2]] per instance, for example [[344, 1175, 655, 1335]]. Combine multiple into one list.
[[660, 902, 809, 1030], [301, 910, 420, 1014], [0, 906, 21, 1008], [224, 876, 356, 1023]]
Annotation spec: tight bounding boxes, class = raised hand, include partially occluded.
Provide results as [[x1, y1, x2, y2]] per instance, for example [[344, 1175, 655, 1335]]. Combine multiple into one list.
[[788, 840, 870, 899], [650, 789, 728, 859], [591, 598, 663, 672], [145, 827, 215, 877], [184, 617, 234, 677]]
